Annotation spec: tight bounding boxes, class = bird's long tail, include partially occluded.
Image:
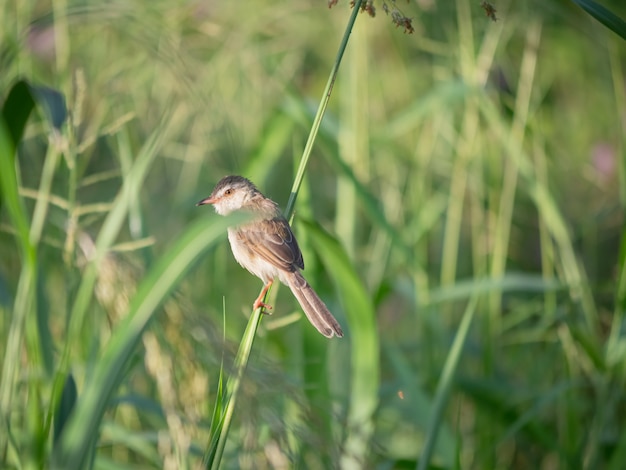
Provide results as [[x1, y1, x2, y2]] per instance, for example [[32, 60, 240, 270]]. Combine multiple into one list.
[[285, 271, 343, 338]]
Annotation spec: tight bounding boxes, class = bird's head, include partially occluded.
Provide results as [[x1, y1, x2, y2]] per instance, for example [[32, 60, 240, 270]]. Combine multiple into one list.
[[196, 175, 259, 215]]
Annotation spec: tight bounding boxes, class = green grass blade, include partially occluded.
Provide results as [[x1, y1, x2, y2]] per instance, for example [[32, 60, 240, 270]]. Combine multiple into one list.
[[50, 212, 244, 469], [608, 422, 626, 470], [303, 219, 379, 468], [31, 141, 63, 379], [384, 343, 456, 466], [478, 95, 598, 333], [243, 110, 296, 184], [0, 79, 66, 462], [0, 80, 45, 242], [383, 80, 472, 137], [323, 139, 415, 263], [44, 117, 168, 457], [53, 374, 78, 444], [457, 377, 567, 458], [50, 115, 172, 425], [285, 0, 364, 217], [209, 305, 264, 470], [427, 273, 564, 306], [0, 120, 35, 459], [205, 3, 365, 467], [417, 295, 478, 470], [570, 0, 626, 40], [203, 366, 224, 465], [283, 93, 417, 264], [202, 302, 227, 466], [64, 118, 170, 352], [607, 230, 626, 369]]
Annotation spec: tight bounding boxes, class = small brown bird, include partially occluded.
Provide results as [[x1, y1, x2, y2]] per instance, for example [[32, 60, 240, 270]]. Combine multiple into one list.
[[197, 175, 344, 338]]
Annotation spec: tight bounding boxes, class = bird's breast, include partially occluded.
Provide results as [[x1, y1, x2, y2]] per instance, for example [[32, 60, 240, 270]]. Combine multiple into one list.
[[227, 228, 278, 283]]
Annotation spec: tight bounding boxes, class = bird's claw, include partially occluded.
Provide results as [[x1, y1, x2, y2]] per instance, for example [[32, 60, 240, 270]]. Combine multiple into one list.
[[253, 300, 273, 314]]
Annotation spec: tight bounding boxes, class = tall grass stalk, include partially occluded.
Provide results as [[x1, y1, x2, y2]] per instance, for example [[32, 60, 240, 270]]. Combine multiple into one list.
[[488, 19, 540, 334], [204, 1, 364, 467], [417, 295, 478, 470], [50, 212, 247, 468], [48, 115, 172, 438], [0, 81, 62, 462]]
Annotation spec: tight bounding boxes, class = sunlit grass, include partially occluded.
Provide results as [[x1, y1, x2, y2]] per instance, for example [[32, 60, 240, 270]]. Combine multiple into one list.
[[1, 0, 626, 468]]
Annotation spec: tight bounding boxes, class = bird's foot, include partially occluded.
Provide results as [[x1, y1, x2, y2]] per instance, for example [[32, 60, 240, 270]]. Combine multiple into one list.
[[253, 281, 274, 314], [253, 299, 273, 314]]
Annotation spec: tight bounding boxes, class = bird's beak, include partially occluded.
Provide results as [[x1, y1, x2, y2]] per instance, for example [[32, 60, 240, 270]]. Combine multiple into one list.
[[196, 196, 217, 206]]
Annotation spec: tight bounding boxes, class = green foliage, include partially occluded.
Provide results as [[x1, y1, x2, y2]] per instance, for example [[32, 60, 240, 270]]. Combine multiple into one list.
[[571, 0, 626, 40], [1, 0, 626, 469], [305, 219, 380, 468]]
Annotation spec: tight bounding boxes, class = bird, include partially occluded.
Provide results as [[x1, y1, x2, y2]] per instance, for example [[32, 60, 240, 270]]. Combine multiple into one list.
[[197, 175, 344, 338]]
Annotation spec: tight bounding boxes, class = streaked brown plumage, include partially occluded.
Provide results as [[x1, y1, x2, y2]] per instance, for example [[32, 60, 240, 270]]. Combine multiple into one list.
[[197, 175, 343, 338]]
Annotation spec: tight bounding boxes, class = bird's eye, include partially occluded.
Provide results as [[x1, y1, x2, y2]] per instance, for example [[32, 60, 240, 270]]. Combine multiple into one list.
[[224, 189, 232, 195]]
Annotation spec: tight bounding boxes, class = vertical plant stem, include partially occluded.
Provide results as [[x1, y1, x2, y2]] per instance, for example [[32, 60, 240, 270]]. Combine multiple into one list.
[[208, 306, 260, 470], [416, 295, 478, 470], [440, 0, 478, 290], [0, 119, 39, 463], [207, 1, 364, 467], [488, 19, 541, 329], [607, 35, 626, 367], [533, 139, 557, 320], [285, 0, 363, 219], [335, 21, 368, 259]]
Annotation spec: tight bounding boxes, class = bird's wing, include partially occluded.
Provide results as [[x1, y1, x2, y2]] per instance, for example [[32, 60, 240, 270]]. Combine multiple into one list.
[[236, 217, 304, 272]]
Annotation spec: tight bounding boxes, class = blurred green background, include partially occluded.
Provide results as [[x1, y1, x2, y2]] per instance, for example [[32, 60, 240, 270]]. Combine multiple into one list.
[[1, 0, 626, 468]]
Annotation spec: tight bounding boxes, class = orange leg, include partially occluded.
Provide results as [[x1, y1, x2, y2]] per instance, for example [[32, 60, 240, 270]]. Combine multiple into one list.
[[253, 280, 273, 313]]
